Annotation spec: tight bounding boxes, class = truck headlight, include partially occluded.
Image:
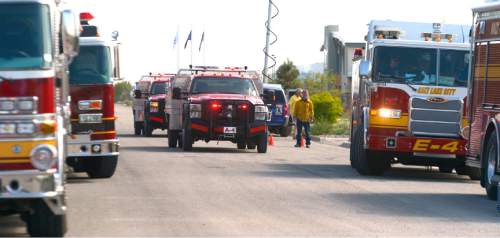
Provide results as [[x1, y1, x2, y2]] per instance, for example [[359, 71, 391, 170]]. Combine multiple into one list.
[[255, 105, 268, 121], [0, 100, 15, 111], [378, 108, 402, 119], [79, 114, 103, 124], [0, 123, 16, 134], [79, 100, 102, 110], [190, 104, 202, 118], [30, 145, 57, 171], [17, 99, 36, 111], [17, 123, 35, 134]]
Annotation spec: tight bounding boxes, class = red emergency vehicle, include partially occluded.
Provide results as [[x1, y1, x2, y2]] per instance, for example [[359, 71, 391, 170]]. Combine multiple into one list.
[[0, 0, 80, 236], [132, 73, 174, 136], [66, 13, 121, 178], [166, 66, 269, 152], [351, 20, 473, 176], [466, 3, 500, 200]]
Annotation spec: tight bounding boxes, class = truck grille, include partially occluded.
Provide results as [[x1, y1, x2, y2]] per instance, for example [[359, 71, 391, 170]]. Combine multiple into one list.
[[409, 97, 462, 138], [204, 101, 252, 124]]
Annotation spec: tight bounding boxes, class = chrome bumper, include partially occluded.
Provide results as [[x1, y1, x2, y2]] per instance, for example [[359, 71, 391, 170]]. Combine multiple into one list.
[[68, 139, 119, 158], [0, 169, 59, 199]]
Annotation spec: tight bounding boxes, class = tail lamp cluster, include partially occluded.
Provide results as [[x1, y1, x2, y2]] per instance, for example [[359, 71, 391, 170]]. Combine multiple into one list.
[[78, 100, 103, 124]]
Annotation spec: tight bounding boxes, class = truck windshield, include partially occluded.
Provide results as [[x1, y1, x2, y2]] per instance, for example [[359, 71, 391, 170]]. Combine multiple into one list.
[[0, 3, 52, 70], [150, 82, 167, 95], [373, 46, 469, 87], [69, 45, 111, 85], [190, 77, 259, 96]]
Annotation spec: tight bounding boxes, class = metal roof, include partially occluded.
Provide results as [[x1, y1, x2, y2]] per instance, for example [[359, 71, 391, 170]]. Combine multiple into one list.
[[263, 83, 284, 91]]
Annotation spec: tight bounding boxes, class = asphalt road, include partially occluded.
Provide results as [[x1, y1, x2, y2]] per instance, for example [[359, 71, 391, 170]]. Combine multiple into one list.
[[1, 104, 499, 236]]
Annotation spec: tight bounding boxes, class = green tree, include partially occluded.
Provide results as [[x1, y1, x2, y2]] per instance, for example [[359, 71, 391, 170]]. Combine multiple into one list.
[[114, 81, 133, 102], [310, 92, 343, 124], [274, 59, 300, 90]]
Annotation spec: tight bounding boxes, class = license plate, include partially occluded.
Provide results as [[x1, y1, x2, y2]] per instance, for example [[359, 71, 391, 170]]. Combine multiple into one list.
[[223, 127, 237, 134], [275, 105, 283, 115]]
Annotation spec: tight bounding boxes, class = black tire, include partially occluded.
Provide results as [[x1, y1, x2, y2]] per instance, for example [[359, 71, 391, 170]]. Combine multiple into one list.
[[143, 120, 153, 137], [237, 142, 246, 150], [352, 126, 388, 176], [86, 156, 118, 179], [247, 142, 256, 150], [349, 129, 356, 169], [455, 165, 481, 180], [482, 132, 498, 200], [279, 126, 291, 137], [438, 165, 454, 173], [257, 133, 268, 153], [134, 122, 143, 136], [182, 129, 193, 151], [27, 200, 66, 237], [168, 130, 178, 148]]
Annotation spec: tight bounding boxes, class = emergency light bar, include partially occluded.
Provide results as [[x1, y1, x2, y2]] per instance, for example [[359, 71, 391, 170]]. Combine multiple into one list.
[[80, 12, 94, 23], [374, 26, 403, 39]]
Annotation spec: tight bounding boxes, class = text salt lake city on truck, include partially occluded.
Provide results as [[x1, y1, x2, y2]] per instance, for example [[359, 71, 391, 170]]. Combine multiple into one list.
[[350, 20, 476, 177], [0, 0, 80, 236]]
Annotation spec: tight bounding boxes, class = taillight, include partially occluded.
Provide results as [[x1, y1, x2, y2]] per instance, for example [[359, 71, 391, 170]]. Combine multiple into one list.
[[284, 104, 289, 116], [238, 103, 249, 110], [211, 101, 222, 110]]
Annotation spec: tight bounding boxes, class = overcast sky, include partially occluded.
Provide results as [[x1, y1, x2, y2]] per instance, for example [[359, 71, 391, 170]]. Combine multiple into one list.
[[68, 0, 484, 82]]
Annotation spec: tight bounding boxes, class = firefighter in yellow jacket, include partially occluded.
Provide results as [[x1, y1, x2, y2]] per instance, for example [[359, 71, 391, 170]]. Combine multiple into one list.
[[294, 90, 314, 148]]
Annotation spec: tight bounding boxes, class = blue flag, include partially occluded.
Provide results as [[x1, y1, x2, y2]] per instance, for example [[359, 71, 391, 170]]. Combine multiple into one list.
[[199, 32, 205, 52], [173, 30, 178, 50], [184, 31, 192, 49]]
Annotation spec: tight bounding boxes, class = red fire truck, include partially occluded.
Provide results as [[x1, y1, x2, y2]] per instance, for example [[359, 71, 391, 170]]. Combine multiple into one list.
[[0, 0, 80, 236], [351, 20, 474, 176], [66, 12, 121, 178], [132, 73, 174, 137], [166, 66, 269, 152], [466, 3, 500, 200]]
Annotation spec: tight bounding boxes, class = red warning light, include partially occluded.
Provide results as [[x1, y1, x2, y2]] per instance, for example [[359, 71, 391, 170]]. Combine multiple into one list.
[[80, 12, 94, 22]]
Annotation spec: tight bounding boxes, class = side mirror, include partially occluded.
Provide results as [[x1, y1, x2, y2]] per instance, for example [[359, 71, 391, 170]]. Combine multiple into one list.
[[112, 45, 122, 80], [133, 90, 142, 99], [172, 87, 182, 100], [359, 60, 372, 79], [61, 9, 80, 59]]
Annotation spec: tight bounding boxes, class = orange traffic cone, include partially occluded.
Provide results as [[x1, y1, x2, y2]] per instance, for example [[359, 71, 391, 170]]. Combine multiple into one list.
[[268, 133, 274, 146], [300, 135, 305, 147]]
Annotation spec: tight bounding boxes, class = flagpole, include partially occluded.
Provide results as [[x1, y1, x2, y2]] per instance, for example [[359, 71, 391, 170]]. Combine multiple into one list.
[[190, 27, 193, 66], [203, 30, 206, 66], [176, 25, 180, 71]]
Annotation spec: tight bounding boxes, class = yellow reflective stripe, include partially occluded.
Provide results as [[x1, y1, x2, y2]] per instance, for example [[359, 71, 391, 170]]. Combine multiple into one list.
[[369, 115, 409, 128], [92, 130, 116, 135], [0, 159, 30, 164], [0, 140, 56, 158]]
